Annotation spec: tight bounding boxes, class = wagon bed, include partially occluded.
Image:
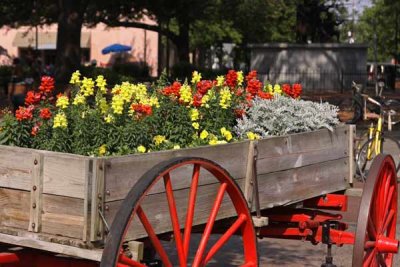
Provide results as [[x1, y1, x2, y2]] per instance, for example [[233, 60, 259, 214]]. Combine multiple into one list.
[[0, 124, 353, 263]]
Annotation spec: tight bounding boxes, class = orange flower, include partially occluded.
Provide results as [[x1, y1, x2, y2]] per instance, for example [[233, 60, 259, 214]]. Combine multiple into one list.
[[39, 108, 52, 120], [25, 91, 41, 105], [15, 106, 33, 121], [39, 76, 55, 94]]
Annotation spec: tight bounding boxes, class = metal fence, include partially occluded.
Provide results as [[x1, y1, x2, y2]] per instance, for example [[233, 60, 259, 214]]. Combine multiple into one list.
[[258, 70, 368, 93]]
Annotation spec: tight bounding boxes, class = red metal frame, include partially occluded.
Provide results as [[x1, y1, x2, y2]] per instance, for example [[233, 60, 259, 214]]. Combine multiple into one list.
[[0, 250, 97, 267], [303, 194, 348, 211]]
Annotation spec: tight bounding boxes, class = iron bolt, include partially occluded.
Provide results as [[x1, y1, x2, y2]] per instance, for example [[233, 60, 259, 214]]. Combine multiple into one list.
[[32, 223, 35, 228], [106, 190, 110, 196], [105, 205, 109, 211], [33, 185, 37, 191], [32, 203, 36, 209], [97, 231, 101, 237], [99, 165, 103, 171], [34, 159, 38, 165], [98, 203, 102, 208], [98, 193, 102, 199]]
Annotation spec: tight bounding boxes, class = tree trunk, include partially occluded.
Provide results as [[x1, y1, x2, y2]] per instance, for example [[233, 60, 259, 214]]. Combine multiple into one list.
[[176, 21, 190, 63], [55, 0, 83, 87]]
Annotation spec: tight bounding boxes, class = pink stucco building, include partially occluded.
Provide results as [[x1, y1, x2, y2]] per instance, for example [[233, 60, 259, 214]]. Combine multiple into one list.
[[0, 21, 159, 76]]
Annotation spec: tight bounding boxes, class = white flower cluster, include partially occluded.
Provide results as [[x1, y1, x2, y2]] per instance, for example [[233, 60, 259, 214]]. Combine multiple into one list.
[[235, 95, 340, 137]]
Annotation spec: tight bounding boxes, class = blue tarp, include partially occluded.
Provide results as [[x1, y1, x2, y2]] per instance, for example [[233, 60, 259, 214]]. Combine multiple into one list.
[[101, 44, 132, 54]]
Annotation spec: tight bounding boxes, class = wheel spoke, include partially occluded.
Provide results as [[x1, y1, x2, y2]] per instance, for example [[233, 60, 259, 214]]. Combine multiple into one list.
[[136, 206, 173, 267], [203, 214, 247, 265], [377, 253, 387, 267], [381, 185, 395, 233], [192, 183, 228, 267], [183, 164, 200, 260], [381, 209, 395, 235], [119, 253, 147, 267], [363, 248, 377, 267], [368, 215, 377, 240], [163, 173, 186, 267]]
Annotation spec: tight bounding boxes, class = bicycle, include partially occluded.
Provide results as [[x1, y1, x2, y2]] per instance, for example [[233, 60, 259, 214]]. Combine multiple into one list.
[[354, 94, 400, 181]]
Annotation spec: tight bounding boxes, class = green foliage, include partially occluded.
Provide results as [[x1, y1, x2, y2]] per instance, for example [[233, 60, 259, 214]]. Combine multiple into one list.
[[0, 112, 32, 147], [356, 0, 400, 61], [112, 62, 150, 78]]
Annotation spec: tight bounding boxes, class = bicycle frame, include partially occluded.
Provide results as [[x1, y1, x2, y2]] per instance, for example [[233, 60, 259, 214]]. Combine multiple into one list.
[[366, 116, 383, 160]]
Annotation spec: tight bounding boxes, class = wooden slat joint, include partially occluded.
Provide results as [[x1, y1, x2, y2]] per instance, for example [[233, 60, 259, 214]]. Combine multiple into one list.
[[90, 158, 105, 242], [29, 153, 44, 233]]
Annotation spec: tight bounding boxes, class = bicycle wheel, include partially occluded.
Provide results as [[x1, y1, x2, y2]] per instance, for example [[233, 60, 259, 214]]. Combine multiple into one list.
[[356, 137, 400, 181]]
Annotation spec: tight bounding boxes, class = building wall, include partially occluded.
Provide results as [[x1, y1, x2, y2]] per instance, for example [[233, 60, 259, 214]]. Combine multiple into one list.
[[0, 19, 158, 76], [249, 43, 368, 92]]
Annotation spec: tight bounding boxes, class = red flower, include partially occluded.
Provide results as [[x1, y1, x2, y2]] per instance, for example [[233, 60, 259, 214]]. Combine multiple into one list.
[[39, 76, 55, 94], [226, 70, 238, 88], [246, 79, 262, 95], [235, 88, 244, 96], [15, 106, 34, 121], [39, 108, 52, 120], [282, 84, 292, 97], [292, 84, 302, 98], [31, 125, 39, 136], [196, 80, 213, 95], [246, 70, 258, 82], [192, 93, 203, 107], [131, 103, 152, 116], [257, 91, 273, 100], [25, 91, 41, 105], [234, 109, 245, 118], [162, 81, 181, 97]]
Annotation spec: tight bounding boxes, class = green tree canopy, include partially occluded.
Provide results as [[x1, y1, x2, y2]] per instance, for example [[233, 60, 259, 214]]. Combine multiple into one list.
[[356, 0, 400, 61]]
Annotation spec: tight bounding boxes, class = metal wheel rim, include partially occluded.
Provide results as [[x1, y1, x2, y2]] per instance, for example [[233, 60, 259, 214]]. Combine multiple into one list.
[[353, 154, 398, 267], [101, 157, 258, 267]]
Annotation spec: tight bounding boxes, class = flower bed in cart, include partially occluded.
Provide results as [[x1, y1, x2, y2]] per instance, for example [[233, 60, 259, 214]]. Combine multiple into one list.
[[0, 70, 350, 255]]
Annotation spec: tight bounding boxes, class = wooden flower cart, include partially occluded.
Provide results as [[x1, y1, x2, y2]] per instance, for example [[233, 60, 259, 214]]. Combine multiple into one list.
[[0, 124, 398, 266]]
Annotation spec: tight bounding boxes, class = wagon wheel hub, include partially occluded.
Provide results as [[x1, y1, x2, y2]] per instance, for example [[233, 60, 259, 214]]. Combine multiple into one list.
[[375, 235, 399, 254]]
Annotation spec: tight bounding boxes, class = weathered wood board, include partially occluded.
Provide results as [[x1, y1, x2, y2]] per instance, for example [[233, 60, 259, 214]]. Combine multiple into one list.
[[0, 125, 352, 259]]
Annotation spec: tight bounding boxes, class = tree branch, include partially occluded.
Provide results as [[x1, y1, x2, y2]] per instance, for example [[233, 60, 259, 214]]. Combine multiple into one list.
[[101, 19, 178, 43]]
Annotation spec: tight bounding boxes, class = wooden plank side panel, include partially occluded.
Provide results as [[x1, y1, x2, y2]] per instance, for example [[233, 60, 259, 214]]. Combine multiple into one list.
[[41, 194, 85, 240], [0, 188, 30, 230], [42, 155, 89, 199], [256, 125, 349, 174], [256, 158, 348, 210], [104, 141, 250, 202], [0, 147, 33, 191], [105, 181, 240, 240]]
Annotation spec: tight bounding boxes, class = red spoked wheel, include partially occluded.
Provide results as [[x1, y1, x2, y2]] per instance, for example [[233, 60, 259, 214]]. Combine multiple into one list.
[[353, 154, 399, 267], [100, 157, 258, 267]]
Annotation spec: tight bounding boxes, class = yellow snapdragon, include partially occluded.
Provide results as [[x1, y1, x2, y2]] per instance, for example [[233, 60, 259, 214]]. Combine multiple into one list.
[[153, 135, 166, 145], [97, 98, 109, 114], [173, 145, 181, 150], [70, 70, 81, 85], [191, 71, 202, 84], [98, 145, 107, 156], [200, 130, 209, 140], [96, 75, 107, 94], [53, 113, 68, 129], [137, 145, 146, 153], [179, 84, 192, 104], [220, 127, 233, 141], [104, 114, 114, 123], [192, 122, 200, 130], [219, 87, 232, 109], [247, 132, 261, 140], [237, 71, 244, 86], [273, 84, 282, 94], [190, 108, 199, 121], [111, 94, 124, 114], [56, 95, 69, 109], [81, 77, 95, 96], [216, 76, 225, 87], [73, 94, 86, 106]]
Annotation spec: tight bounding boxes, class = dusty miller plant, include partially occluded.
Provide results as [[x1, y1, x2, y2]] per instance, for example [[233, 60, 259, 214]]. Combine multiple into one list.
[[235, 95, 340, 137]]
